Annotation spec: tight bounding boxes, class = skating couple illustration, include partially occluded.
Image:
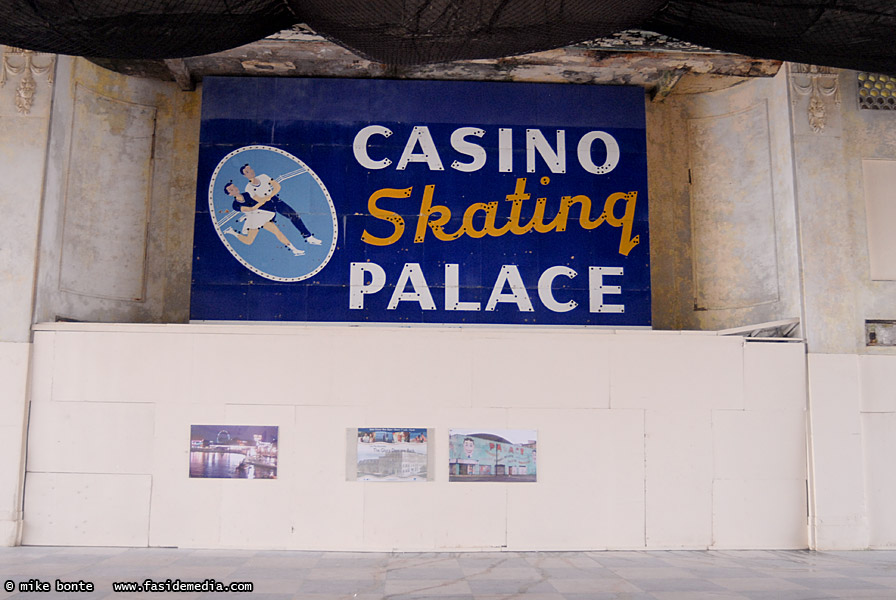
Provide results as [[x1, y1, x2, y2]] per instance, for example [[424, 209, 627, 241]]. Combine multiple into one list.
[[222, 163, 320, 256]]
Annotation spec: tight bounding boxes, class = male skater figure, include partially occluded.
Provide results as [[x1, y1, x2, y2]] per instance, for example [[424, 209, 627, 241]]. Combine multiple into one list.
[[221, 181, 304, 256], [240, 163, 322, 246]]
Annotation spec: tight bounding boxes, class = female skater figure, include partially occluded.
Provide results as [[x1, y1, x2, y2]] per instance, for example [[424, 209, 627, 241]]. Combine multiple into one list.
[[221, 181, 304, 256]]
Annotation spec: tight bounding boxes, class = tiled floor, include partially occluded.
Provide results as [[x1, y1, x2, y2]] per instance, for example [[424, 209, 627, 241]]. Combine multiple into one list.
[[1, 547, 896, 599]]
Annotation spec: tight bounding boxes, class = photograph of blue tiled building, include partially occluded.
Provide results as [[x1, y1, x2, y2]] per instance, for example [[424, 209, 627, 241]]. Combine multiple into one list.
[[449, 429, 537, 482]]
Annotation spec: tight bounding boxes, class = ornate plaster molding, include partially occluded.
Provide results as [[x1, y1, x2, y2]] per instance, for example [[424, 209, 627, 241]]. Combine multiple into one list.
[[789, 63, 840, 133], [1, 46, 55, 114]]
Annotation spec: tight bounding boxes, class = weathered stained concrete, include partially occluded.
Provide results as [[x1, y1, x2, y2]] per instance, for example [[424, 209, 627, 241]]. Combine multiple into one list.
[[31, 57, 200, 326], [647, 69, 801, 332], [91, 29, 781, 97]]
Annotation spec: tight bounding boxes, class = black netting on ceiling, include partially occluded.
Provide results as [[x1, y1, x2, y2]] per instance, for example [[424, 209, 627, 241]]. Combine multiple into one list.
[[645, 1, 896, 76], [0, 0, 296, 59], [1, 0, 896, 73], [292, 0, 666, 65]]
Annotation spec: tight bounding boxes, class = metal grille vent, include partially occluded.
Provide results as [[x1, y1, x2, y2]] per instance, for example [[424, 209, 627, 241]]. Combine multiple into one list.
[[858, 73, 896, 110]]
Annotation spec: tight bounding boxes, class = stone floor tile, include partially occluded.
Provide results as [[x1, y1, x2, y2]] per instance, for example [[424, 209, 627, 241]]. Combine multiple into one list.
[[1, 546, 896, 600]]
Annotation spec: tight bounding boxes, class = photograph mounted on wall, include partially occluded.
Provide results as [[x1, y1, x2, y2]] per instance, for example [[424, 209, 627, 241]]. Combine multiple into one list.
[[449, 429, 537, 482], [189, 425, 278, 479], [356, 428, 428, 482]]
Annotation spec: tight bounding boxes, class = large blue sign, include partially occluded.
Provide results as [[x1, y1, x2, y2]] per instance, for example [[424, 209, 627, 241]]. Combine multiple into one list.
[[191, 78, 650, 326]]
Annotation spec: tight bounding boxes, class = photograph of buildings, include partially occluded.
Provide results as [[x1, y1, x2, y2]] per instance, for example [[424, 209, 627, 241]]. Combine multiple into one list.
[[449, 429, 537, 482], [189, 425, 278, 479], [356, 428, 427, 481]]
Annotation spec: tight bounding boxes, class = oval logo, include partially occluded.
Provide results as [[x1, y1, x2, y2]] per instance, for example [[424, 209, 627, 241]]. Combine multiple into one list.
[[208, 145, 338, 282]]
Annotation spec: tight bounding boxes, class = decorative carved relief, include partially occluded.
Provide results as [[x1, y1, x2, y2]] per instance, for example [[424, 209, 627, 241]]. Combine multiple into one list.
[[0, 46, 55, 114], [789, 63, 840, 133]]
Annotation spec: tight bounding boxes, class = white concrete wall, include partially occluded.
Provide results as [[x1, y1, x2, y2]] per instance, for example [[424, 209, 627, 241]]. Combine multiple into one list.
[[861, 354, 896, 548], [808, 353, 896, 549], [806, 353, 869, 549], [840, 71, 896, 348], [0, 50, 199, 547], [22, 324, 808, 550], [789, 68, 896, 355], [0, 45, 56, 546], [5, 53, 895, 553], [792, 69, 896, 549], [0, 342, 30, 545], [0, 47, 54, 344]]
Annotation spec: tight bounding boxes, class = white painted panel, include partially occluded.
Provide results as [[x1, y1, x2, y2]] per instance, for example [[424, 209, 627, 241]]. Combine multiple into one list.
[[688, 102, 779, 309], [331, 328, 474, 409], [148, 403, 227, 548], [28, 331, 54, 404], [713, 409, 807, 480], [27, 402, 154, 473], [0, 422, 25, 535], [862, 159, 896, 281], [48, 331, 193, 403], [743, 341, 806, 412], [433, 485, 508, 549], [0, 341, 29, 423], [859, 355, 896, 413], [862, 413, 896, 548], [357, 405, 455, 429], [611, 334, 744, 410], [0, 521, 17, 547], [505, 409, 645, 550], [286, 405, 366, 550], [362, 485, 438, 550], [471, 332, 611, 409], [807, 353, 869, 549], [190, 328, 479, 409], [223, 404, 297, 426], [287, 488, 366, 551], [191, 332, 332, 407], [22, 473, 151, 546], [150, 480, 223, 549], [645, 410, 713, 548], [24, 325, 813, 550], [59, 84, 156, 301], [712, 479, 808, 548], [218, 482, 297, 549]]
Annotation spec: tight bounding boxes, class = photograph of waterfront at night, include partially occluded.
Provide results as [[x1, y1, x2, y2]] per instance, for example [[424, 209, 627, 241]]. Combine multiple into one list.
[[189, 425, 278, 479]]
